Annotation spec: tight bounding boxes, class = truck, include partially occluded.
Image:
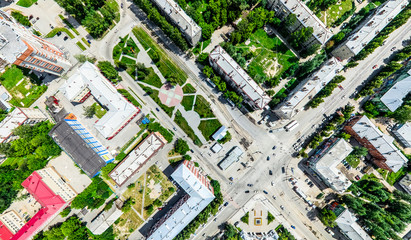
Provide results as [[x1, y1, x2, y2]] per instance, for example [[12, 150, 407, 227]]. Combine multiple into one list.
[[284, 120, 299, 132]]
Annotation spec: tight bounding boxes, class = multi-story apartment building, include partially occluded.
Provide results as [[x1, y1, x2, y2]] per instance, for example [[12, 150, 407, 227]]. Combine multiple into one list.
[[0, 10, 71, 75], [147, 160, 215, 240], [0, 107, 48, 143], [274, 57, 343, 119], [151, 0, 201, 46], [209, 46, 271, 110], [266, 0, 333, 47], [344, 115, 408, 172], [332, 0, 409, 59], [0, 167, 77, 240]]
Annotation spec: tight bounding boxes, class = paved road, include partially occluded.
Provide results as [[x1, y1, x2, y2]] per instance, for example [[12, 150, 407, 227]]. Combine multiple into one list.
[[83, 2, 411, 239]]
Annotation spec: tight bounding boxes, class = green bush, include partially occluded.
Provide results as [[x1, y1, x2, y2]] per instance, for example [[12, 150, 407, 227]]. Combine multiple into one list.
[[11, 11, 31, 27], [60, 207, 71, 217], [241, 212, 249, 224], [267, 211, 275, 224]]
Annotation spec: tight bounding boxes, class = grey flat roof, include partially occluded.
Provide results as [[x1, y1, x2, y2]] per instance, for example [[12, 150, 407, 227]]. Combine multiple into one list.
[[49, 120, 106, 178], [218, 146, 243, 170]]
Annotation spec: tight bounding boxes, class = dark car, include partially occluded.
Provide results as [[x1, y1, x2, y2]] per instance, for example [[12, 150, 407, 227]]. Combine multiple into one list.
[[245, 190, 250, 193], [267, 156, 270, 161], [63, 36, 68, 41], [155, 107, 160, 112], [269, 170, 273, 175], [272, 146, 276, 150], [224, 202, 229, 207], [247, 184, 253, 187], [282, 167, 285, 173], [190, 149, 194, 153], [263, 190, 268, 194]]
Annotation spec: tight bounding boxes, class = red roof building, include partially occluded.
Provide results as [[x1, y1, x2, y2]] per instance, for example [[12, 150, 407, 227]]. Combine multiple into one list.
[[0, 220, 14, 240], [9, 171, 69, 240]]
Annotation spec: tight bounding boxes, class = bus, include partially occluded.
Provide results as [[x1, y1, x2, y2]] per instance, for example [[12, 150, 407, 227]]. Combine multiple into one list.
[[284, 120, 299, 131]]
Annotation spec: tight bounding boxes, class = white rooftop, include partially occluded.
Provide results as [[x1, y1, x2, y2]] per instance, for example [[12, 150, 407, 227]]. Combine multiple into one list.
[[313, 139, 353, 193], [88, 204, 123, 235], [209, 46, 271, 109], [60, 62, 139, 138], [345, 0, 409, 55], [218, 146, 244, 170], [352, 115, 407, 172], [381, 75, 411, 112], [0, 12, 29, 64], [335, 209, 372, 240], [394, 122, 411, 147], [211, 126, 227, 141], [36, 168, 77, 203], [147, 161, 214, 240], [277, 57, 343, 118], [109, 132, 166, 186], [0, 108, 27, 143], [151, 0, 201, 40], [277, 0, 333, 44]]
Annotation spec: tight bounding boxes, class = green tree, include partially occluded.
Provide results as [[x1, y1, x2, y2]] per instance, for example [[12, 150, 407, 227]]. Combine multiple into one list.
[[97, 61, 121, 83], [319, 208, 337, 227], [60, 207, 71, 218], [83, 105, 96, 118], [285, 14, 297, 27], [174, 138, 190, 155]]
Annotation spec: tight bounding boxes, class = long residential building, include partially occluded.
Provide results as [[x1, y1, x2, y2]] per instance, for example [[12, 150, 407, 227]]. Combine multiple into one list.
[[309, 138, 353, 193], [0, 167, 77, 240], [209, 46, 271, 110], [150, 0, 201, 46], [147, 160, 215, 240], [344, 115, 408, 172], [274, 57, 343, 119], [109, 132, 167, 186], [335, 209, 373, 240], [0, 107, 48, 143], [332, 0, 409, 59], [60, 62, 140, 139], [0, 10, 71, 75], [49, 113, 114, 178], [380, 75, 411, 112], [266, 0, 333, 46]]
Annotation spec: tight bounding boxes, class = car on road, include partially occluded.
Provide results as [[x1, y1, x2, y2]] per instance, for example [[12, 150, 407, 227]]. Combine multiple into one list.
[[355, 175, 360, 180], [247, 184, 253, 187], [280, 205, 284, 210], [391, 47, 396, 51], [272, 195, 276, 200], [63, 36, 68, 41], [229, 177, 234, 181], [267, 156, 270, 161], [272, 146, 276, 150], [269, 170, 273, 175], [155, 107, 160, 112], [338, 85, 344, 90], [224, 202, 229, 207], [245, 190, 250, 193], [173, 127, 177, 131], [282, 167, 285, 173], [373, 65, 378, 69], [190, 149, 194, 153], [254, 190, 259, 193], [291, 225, 296, 229], [271, 181, 275, 186], [263, 190, 268, 194]]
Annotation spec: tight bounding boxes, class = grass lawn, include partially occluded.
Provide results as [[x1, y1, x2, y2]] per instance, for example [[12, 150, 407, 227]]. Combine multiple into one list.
[[138, 67, 162, 88], [182, 83, 197, 94], [120, 56, 136, 66], [194, 95, 215, 118], [16, 0, 37, 7], [142, 165, 175, 219], [133, 27, 187, 85], [82, 37, 90, 47], [106, 0, 121, 22], [59, 15, 80, 35], [317, 0, 354, 27], [113, 34, 139, 62], [45, 28, 74, 38], [198, 119, 222, 140], [122, 174, 145, 213], [1, 66, 47, 107], [76, 41, 86, 51], [181, 95, 195, 111], [1, 65, 24, 89], [238, 29, 298, 81], [378, 168, 407, 185], [92, 102, 107, 118], [113, 45, 122, 61], [139, 84, 174, 117], [174, 110, 202, 146], [113, 209, 143, 240]]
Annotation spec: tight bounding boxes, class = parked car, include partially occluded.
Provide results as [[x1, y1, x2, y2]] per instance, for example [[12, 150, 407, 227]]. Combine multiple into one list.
[[355, 175, 360, 180], [155, 107, 160, 112], [373, 65, 378, 69], [269, 170, 273, 175], [272, 146, 276, 150], [280, 205, 284, 210], [267, 156, 270, 161], [224, 202, 229, 207], [245, 190, 250, 193], [247, 184, 253, 187], [263, 190, 268, 194]]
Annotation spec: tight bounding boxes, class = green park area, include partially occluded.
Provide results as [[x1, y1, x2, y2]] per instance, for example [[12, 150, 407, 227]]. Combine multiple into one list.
[[132, 27, 187, 85], [113, 34, 140, 70], [317, 0, 355, 27], [235, 29, 298, 82], [122, 165, 175, 219], [0, 65, 47, 107]]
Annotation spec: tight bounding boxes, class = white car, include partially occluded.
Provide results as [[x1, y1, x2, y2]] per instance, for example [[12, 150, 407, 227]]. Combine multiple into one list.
[[271, 181, 275, 186]]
